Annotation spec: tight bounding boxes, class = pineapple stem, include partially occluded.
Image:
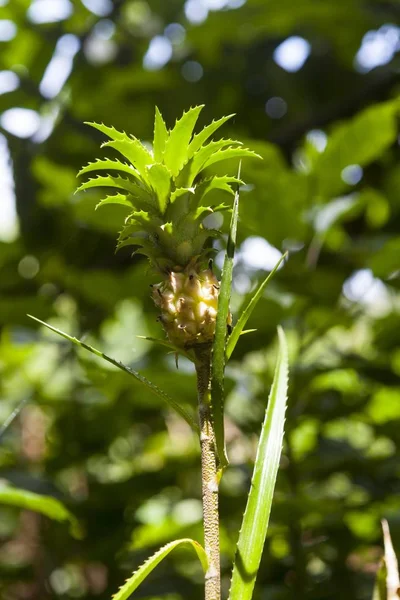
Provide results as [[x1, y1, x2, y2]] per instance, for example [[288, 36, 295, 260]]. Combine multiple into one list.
[[195, 344, 221, 600]]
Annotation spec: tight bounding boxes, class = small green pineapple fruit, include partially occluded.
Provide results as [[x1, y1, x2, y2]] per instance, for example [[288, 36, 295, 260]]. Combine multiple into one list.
[[77, 106, 259, 349], [152, 263, 220, 347]]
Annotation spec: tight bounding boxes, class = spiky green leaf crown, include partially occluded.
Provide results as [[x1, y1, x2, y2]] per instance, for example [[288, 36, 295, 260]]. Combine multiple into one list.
[[77, 106, 260, 272]]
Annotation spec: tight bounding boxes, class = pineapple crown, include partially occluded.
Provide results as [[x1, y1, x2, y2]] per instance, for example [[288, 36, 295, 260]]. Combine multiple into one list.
[[77, 105, 260, 272]]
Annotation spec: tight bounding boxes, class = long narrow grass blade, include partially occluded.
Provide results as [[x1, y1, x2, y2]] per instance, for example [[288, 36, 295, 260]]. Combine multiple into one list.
[[0, 483, 81, 538], [28, 315, 198, 433], [229, 327, 289, 600], [379, 519, 400, 600], [226, 252, 288, 361], [113, 538, 208, 600], [210, 164, 241, 471]]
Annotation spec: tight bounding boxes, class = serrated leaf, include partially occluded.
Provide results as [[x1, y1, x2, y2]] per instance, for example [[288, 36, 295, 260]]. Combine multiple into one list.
[[77, 174, 147, 197], [193, 175, 242, 209], [112, 538, 208, 600], [188, 114, 235, 159], [85, 122, 153, 178], [184, 139, 243, 186], [146, 163, 171, 213], [95, 194, 133, 210], [0, 483, 82, 538], [226, 252, 288, 360], [170, 186, 195, 204], [229, 327, 289, 600], [211, 169, 241, 471], [163, 105, 204, 177], [77, 158, 142, 182], [153, 106, 168, 161], [103, 139, 153, 179], [202, 146, 261, 171], [28, 316, 198, 432]]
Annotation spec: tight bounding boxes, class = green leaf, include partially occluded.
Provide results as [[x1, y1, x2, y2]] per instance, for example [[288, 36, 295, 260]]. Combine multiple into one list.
[[211, 167, 241, 471], [185, 139, 243, 185], [0, 483, 81, 538], [202, 146, 262, 171], [153, 106, 169, 162], [226, 252, 288, 360], [163, 105, 204, 177], [314, 99, 400, 198], [28, 316, 198, 433], [146, 163, 171, 213], [187, 113, 235, 159], [194, 175, 242, 208], [170, 186, 195, 204], [77, 158, 142, 183], [77, 174, 148, 197], [85, 122, 153, 178], [112, 538, 208, 600], [229, 327, 289, 600], [95, 194, 133, 210]]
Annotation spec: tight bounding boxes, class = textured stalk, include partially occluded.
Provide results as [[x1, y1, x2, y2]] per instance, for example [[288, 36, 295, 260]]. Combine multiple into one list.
[[195, 344, 221, 600]]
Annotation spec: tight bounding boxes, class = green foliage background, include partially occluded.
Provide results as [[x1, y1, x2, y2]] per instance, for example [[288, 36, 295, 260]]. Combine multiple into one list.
[[0, 1, 400, 599]]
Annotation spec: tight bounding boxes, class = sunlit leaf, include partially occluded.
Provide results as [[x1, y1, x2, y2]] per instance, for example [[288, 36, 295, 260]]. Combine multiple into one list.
[[112, 538, 208, 600], [0, 483, 82, 538], [163, 105, 204, 176], [229, 327, 289, 600], [153, 106, 169, 162]]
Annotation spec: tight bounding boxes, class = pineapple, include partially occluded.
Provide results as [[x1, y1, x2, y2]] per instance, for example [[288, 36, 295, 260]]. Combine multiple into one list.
[[77, 106, 258, 349]]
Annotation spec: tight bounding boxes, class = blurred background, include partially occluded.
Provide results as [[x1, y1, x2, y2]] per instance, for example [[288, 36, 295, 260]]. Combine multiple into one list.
[[0, 0, 400, 599]]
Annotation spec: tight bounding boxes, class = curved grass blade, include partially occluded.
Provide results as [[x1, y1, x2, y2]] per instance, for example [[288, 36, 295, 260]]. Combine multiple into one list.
[[28, 315, 198, 433], [113, 538, 208, 600], [211, 165, 241, 471], [226, 252, 288, 361], [229, 327, 289, 600], [0, 483, 82, 538]]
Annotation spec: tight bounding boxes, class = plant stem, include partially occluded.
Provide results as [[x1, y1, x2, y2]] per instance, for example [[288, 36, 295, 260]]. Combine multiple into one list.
[[195, 344, 221, 600]]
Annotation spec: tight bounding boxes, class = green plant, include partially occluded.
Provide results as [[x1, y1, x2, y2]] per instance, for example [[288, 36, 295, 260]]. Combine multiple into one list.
[[31, 106, 289, 600]]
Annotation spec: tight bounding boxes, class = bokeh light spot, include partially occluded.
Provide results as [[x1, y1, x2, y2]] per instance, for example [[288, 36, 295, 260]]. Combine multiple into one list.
[[143, 36, 172, 71], [265, 96, 287, 119], [0, 71, 19, 94], [0, 19, 17, 41], [28, 0, 73, 24], [341, 164, 363, 185], [273, 36, 311, 72], [1, 108, 41, 138], [181, 60, 203, 82], [18, 255, 40, 279]]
